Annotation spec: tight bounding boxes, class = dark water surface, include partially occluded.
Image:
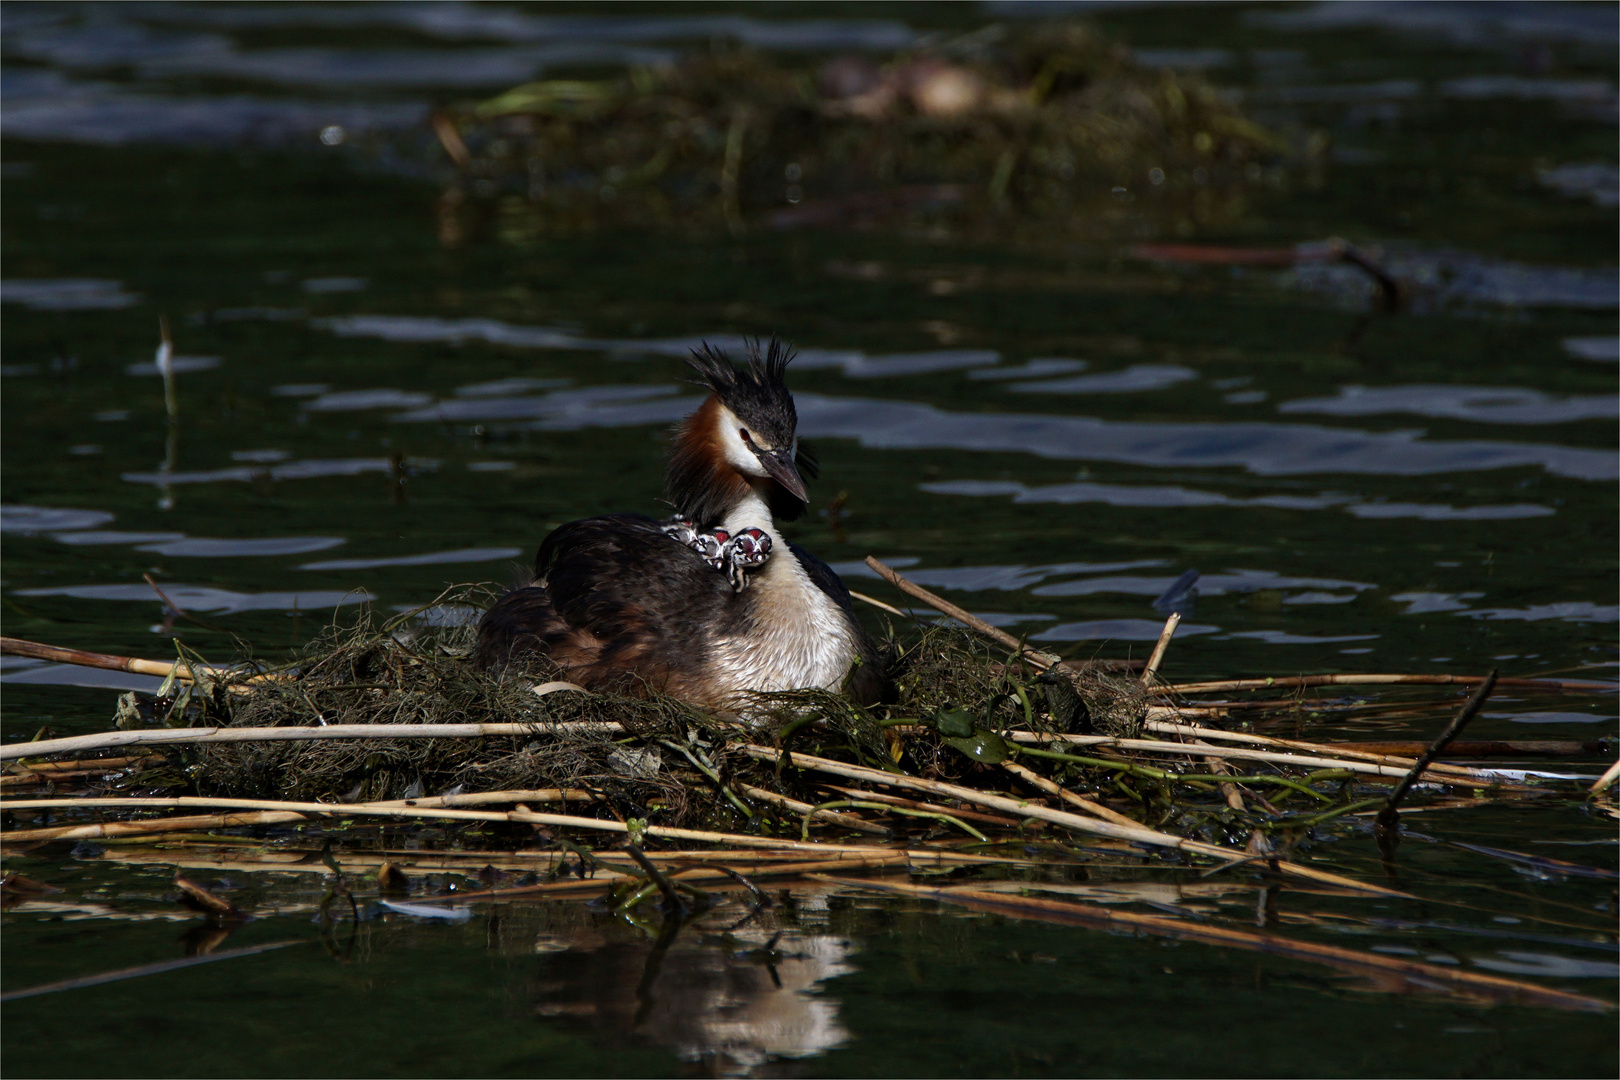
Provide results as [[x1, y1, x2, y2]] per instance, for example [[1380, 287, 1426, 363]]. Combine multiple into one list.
[[2, 4, 1616, 1076]]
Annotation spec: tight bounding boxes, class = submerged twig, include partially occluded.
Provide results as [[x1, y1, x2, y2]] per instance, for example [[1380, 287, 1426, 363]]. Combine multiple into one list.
[[0, 940, 306, 1002], [1000, 760, 1141, 828], [1590, 759, 1620, 796], [1376, 671, 1498, 835], [801, 799, 986, 843], [736, 783, 890, 836]]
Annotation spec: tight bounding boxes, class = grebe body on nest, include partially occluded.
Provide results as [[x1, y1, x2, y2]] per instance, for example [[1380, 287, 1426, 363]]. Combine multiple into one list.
[[475, 340, 884, 712]]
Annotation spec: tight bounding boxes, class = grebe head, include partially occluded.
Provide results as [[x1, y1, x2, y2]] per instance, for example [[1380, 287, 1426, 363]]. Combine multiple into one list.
[[668, 338, 820, 526]]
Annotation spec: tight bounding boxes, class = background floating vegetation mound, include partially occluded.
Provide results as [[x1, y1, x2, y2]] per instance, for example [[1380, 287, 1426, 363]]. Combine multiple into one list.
[[445, 21, 1289, 242], [158, 590, 1149, 828]]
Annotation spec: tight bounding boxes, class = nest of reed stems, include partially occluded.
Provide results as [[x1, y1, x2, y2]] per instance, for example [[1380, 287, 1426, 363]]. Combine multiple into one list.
[[106, 586, 1153, 836], [30, 571, 1603, 861], [440, 20, 1291, 244]]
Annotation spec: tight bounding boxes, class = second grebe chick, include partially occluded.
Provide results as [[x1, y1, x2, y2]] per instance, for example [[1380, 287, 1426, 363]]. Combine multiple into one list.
[[475, 339, 884, 713]]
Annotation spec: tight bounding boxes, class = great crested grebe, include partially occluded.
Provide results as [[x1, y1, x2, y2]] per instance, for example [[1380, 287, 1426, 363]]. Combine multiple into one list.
[[475, 339, 884, 712]]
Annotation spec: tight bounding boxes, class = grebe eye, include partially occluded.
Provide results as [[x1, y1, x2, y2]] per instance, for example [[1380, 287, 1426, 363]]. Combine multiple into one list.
[[738, 428, 751, 442]]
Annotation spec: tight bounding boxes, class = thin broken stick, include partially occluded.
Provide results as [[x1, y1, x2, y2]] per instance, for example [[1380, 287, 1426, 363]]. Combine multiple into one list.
[[1140, 613, 1181, 685], [0, 635, 257, 685], [0, 722, 624, 762], [863, 557, 1063, 668]]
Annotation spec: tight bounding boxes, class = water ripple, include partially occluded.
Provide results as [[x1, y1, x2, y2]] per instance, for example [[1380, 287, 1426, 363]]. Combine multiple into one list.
[[0, 277, 140, 310], [1280, 384, 1617, 425], [13, 583, 374, 613], [136, 536, 346, 557], [1, 505, 117, 534], [300, 547, 522, 571], [793, 393, 1616, 480]]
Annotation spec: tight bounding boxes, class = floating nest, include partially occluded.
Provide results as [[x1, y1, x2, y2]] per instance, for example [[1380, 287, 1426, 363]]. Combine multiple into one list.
[[438, 21, 1292, 244], [111, 586, 1151, 833]]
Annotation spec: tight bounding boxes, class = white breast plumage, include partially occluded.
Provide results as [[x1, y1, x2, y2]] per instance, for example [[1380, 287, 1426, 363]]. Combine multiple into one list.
[[710, 498, 860, 702]]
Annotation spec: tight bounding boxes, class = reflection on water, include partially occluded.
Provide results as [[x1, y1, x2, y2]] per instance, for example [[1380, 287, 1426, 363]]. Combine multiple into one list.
[[519, 910, 855, 1076]]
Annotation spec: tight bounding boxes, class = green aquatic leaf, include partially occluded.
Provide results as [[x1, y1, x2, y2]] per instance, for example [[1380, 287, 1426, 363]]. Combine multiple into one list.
[[945, 728, 1010, 764], [934, 708, 976, 738]]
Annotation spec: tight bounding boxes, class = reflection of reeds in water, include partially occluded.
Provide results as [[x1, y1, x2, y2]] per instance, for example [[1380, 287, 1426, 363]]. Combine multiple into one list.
[[437, 23, 1293, 245]]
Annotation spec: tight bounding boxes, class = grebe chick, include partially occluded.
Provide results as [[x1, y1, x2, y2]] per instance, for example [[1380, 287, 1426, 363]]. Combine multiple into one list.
[[474, 339, 884, 713]]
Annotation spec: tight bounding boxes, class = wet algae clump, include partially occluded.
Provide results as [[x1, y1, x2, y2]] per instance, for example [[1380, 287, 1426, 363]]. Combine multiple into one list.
[[444, 22, 1288, 243]]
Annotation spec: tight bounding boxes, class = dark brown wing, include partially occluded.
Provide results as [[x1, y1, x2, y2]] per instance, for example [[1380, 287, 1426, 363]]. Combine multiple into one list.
[[475, 514, 737, 696]]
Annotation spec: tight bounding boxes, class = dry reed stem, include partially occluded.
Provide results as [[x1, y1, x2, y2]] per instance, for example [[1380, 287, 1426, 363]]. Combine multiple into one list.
[[1145, 720, 1500, 778], [734, 783, 890, 835], [370, 789, 600, 809], [1141, 613, 1181, 684], [864, 557, 1062, 668], [811, 876, 1613, 1014], [2, 768, 129, 789], [1318, 739, 1606, 758], [846, 590, 909, 618], [1159, 673, 1614, 695], [0, 790, 597, 842], [818, 785, 1026, 829], [999, 760, 1142, 828], [0, 796, 898, 855], [740, 745, 1408, 896], [0, 722, 624, 762], [7, 756, 151, 774], [0, 635, 276, 686], [2, 810, 310, 843], [1590, 759, 1620, 795], [1008, 732, 1502, 788]]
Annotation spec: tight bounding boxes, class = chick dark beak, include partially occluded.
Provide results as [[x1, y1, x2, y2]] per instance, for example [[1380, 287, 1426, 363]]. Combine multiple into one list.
[[759, 449, 808, 502]]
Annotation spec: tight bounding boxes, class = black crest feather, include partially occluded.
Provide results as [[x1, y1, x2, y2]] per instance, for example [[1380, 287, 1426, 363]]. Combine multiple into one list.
[[669, 337, 815, 525], [685, 337, 795, 419]]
